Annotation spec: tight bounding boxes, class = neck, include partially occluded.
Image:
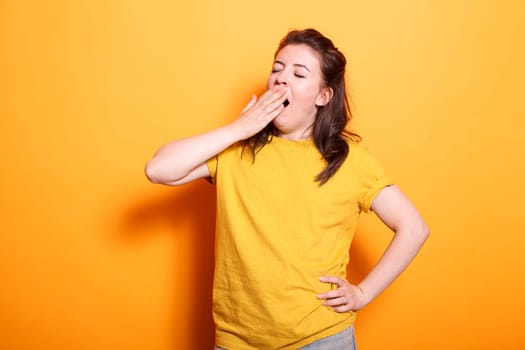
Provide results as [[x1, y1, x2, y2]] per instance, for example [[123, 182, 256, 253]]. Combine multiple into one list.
[[277, 125, 313, 141]]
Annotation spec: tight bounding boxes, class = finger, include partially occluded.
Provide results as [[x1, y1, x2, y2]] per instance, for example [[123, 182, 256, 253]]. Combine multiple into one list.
[[316, 289, 344, 300], [241, 94, 257, 113], [264, 90, 288, 113], [331, 304, 352, 313], [319, 276, 347, 288], [322, 297, 347, 307], [261, 104, 284, 123], [257, 85, 288, 107], [244, 86, 286, 123]]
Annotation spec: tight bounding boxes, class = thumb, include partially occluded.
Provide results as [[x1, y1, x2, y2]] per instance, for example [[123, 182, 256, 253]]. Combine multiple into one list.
[[241, 94, 257, 113]]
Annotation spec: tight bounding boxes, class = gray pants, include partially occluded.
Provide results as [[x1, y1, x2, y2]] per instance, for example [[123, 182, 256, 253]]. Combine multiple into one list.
[[215, 325, 357, 350]]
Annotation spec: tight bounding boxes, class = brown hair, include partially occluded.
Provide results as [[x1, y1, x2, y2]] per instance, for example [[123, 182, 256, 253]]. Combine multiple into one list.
[[244, 28, 361, 185]]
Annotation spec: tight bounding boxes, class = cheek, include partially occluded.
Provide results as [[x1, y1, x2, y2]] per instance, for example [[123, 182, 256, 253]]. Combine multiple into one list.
[[296, 85, 321, 103], [266, 75, 276, 89]]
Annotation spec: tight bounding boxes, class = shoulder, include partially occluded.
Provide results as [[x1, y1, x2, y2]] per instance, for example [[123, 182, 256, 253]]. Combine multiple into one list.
[[217, 141, 245, 160], [341, 139, 391, 182], [344, 139, 370, 162]]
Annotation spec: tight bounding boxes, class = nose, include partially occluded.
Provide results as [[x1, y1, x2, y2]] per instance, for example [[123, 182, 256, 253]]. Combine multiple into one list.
[[275, 70, 288, 86]]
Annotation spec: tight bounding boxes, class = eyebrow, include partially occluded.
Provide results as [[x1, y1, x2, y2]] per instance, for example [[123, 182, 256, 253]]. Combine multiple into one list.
[[274, 60, 310, 72]]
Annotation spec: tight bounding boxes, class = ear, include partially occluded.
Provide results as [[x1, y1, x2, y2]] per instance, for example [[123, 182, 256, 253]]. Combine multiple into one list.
[[315, 87, 334, 107]]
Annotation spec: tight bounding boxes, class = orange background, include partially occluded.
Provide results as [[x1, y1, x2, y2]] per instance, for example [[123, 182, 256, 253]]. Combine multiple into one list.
[[1, 1, 524, 349]]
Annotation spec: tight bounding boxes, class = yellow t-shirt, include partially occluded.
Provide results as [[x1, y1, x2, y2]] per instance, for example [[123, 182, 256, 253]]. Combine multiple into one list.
[[206, 136, 392, 349]]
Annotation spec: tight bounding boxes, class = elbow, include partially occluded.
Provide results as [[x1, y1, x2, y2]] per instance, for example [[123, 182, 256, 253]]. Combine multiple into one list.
[[144, 159, 165, 184], [145, 158, 187, 185], [144, 160, 158, 184], [417, 222, 430, 244], [396, 220, 429, 246]]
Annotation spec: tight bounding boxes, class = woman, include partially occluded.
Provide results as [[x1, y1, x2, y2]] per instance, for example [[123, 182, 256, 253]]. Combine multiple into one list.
[[145, 28, 429, 350]]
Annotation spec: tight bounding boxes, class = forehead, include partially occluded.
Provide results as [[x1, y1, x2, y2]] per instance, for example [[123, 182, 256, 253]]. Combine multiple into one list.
[[274, 44, 321, 69]]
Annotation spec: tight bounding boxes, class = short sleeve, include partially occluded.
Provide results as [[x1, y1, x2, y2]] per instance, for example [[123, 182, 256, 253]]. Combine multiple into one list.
[[206, 156, 218, 184], [205, 143, 244, 185], [356, 146, 394, 213]]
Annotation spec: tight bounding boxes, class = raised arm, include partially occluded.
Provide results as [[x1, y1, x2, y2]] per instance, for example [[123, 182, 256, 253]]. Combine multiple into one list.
[[318, 185, 429, 312], [145, 86, 289, 186]]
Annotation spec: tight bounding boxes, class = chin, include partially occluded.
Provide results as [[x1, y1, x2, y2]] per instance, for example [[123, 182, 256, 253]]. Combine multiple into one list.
[[272, 114, 287, 129]]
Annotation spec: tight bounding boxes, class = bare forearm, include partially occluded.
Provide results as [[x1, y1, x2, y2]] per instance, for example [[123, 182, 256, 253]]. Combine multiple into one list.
[[357, 225, 429, 306], [145, 124, 241, 184]]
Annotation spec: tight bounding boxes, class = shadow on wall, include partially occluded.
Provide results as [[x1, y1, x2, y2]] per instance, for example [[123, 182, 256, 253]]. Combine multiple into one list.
[[121, 180, 216, 349], [347, 231, 372, 287], [348, 228, 387, 329]]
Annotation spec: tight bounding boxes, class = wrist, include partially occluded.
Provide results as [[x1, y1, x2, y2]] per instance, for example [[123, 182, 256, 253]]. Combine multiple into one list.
[[218, 122, 245, 144], [225, 120, 249, 142], [356, 283, 372, 308]]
